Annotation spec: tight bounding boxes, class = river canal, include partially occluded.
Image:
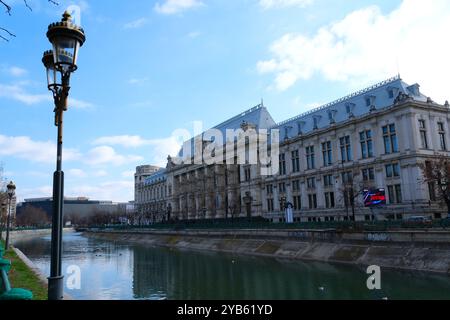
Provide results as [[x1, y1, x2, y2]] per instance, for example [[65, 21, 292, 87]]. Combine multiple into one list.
[[14, 232, 450, 300]]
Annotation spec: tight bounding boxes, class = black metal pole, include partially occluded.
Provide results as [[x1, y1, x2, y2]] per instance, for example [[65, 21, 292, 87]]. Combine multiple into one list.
[[48, 105, 65, 300], [4, 197, 11, 250]]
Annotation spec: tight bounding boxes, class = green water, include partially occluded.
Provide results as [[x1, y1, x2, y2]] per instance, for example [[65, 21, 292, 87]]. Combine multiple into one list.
[[14, 233, 450, 300]]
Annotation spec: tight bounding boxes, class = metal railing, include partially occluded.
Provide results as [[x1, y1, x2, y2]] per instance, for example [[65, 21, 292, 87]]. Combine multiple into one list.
[[80, 217, 450, 232]]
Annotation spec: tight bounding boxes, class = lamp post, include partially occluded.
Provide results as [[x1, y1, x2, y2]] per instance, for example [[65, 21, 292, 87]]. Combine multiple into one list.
[[43, 11, 86, 301], [4, 181, 16, 250]]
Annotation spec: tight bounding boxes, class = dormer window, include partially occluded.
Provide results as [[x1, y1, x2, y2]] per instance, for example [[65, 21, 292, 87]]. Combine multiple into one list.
[[284, 126, 292, 140], [387, 87, 399, 100], [313, 116, 321, 130], [407, 83, 420, 96], [297, 121, 305, 135], [365, 95, 376, 111], [345, 102, 355, 119], [328, 110, 337, 124]]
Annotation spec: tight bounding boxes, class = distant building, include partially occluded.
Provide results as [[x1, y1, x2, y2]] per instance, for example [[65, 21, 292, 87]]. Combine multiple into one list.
[[17, 197, 125, 219], [134, 169, 169, 223]]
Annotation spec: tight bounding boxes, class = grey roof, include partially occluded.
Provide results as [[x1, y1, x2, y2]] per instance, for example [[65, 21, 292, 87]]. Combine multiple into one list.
[[144, 168, 167, 185], [275, 76, 428, 140], [177, 103, 277, 158], [172, 76, 430, 160]]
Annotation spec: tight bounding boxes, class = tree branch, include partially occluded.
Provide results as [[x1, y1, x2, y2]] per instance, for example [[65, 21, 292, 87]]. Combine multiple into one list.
[[0, 26, 16, 41], [23, 0, 32, 11], [0, 0, 11, 15], [1, 0, 59, 41]]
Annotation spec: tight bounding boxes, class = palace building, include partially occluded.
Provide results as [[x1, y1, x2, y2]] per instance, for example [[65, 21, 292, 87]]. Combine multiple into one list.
[[135, 76, 450, 223]]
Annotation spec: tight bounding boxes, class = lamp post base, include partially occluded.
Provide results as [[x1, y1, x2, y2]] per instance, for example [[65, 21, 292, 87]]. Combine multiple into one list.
[[48, 275, 64, 300]]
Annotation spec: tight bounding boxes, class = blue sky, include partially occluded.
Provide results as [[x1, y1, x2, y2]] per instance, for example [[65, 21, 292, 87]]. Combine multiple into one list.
[[1, 0, 449, 202]]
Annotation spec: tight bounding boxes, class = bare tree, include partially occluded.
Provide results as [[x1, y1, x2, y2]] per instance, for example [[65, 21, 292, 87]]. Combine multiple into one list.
[[16, 205, 50, 227], [420, 158, 450, 215], [1, 0, 59, 41], [338, 171, 366, 222]]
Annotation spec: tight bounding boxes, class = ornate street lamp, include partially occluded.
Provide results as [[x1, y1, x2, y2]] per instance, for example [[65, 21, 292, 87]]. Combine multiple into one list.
[[4, 181, 16, 250], [43, 11, 86, 301]]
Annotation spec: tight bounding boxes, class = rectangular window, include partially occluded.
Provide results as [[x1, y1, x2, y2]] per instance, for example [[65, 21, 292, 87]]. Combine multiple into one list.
[[244, 167, 251, 182], [383, 124, 399, 154], [438, 122, 447, 151], [325, 192, 335, 209], [291, 150, 300, 173], [279, 153, 286, 175], [322, 141, 333, 167], [388, 89, 394, 99], [340, 136, 352, 162], [292, 180, 300, 192], [307, 177, 316, 189], [386, 163, 400, 178], [393, 163, 400, 177], [306, 146, 315, 170], [419, 120, 428, 149], [308, 194, 317, 209], [388, 185, 402, 204], [395, 185, 402, 204], [362, 168, 375, 181], [360, 130, 374, 159], [278, 182, 286, 193], [293, 196, 301, 211], [266, 184, 273, 195], [323, 174, 333, 187], [267, 199, 274, 212], [342, 171, 353, 184]]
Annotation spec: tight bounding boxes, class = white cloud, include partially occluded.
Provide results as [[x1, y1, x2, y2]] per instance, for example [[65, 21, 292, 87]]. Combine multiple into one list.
[[259, 0, 314, 9], [187, 31, 201, 39], [93, 170, 108, 177], [123, 18, 148, 29], [0, 83, 94, 108], [154, 0, 203, 15], [18, 185, 53, 202], [84, 146, 143, 166], [92, 135, 182, 167], [0, 135, 81, 164], [68, 180, 134, 202], [127, 78, 148, 85], [121, 170, 135, 178], [70, 98, 94, 109], [68, 168, 87, 178], [93, 135, 150, 148], [0, 84, 51, 105], [257, 0, 450, 103], [7, 66, 28, 77]]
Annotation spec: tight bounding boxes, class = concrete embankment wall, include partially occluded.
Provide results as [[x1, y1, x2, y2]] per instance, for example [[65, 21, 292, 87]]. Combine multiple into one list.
[[85, 229, 450, 274], [10, 228, 74, 243]]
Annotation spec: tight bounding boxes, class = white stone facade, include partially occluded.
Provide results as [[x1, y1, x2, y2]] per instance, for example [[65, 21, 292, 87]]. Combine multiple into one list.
[[135, 77, 450, 222]]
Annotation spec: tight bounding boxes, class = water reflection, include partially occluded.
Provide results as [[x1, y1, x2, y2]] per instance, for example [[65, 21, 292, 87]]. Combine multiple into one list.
[[14, 233, 450, 300]]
